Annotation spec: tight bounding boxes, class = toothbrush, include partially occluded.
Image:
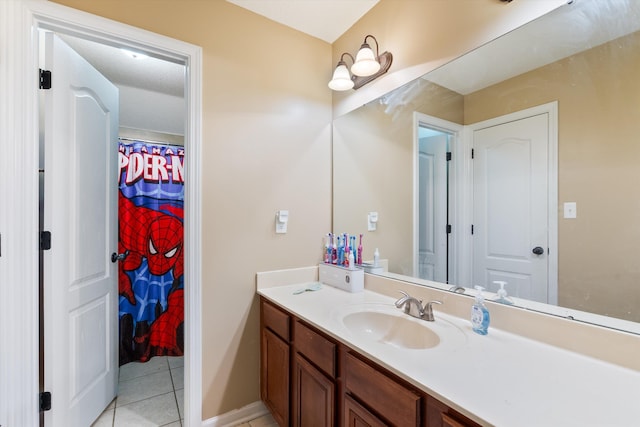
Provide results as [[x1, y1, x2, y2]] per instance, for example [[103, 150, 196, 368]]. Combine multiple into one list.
[[337, 235, 345, 266], [350, 235, 356, 261], [344, 233, 350, 268], [357, 234, 363, 265], [332, 234, 338, 264], [325, 233, 331, 263]]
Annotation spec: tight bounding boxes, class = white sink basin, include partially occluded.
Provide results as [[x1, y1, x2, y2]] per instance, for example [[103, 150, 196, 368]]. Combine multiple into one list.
[[342, 310, 441, 350]]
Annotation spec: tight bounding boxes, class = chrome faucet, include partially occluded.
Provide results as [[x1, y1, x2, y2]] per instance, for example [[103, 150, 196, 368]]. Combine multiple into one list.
[[394, 290, 442, 321]]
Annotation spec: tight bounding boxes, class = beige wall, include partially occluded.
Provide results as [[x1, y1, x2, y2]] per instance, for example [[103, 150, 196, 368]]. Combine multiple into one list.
[[465, 31, 640, 322], [52, 0, 332, 419], [51, 0, 567, 420]]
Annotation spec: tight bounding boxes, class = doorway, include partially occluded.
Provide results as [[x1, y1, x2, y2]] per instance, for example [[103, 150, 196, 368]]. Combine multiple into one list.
[[0, 2, 203, 426], [413, 113, 463, 284], [417, 126, 450, 283], [40, 31, 188, 426]]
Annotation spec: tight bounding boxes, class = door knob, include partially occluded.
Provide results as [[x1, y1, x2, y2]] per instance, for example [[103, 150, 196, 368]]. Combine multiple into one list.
[[532, 246, 545, 255], [111, 251, 129, 263]]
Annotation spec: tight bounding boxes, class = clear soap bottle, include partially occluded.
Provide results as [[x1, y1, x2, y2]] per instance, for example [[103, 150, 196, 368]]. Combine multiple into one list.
[[471, 286, 490, 335]]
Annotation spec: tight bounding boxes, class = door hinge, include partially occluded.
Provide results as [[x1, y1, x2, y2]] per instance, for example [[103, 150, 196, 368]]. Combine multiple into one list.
[[471, 148, 475, 159], [446, 152, 452, 161], [39, 391, 52, 412], [40, 231, 52, 250], [39, 69, 52, 90], [446, 224, 452, 234], [471, 224, 474, 235]]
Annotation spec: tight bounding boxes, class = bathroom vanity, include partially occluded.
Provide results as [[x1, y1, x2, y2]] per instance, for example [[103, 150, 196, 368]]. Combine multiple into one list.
[[261, 296, 479, 427], [257, 267, 640, 427]]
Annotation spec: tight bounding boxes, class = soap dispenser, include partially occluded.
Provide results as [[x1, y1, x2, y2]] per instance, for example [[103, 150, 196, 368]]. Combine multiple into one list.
[[493, 280, 514, 305], [471, 286, 490, 335]]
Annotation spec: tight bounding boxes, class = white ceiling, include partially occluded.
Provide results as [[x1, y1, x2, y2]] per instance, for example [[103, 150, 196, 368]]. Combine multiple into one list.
[[226, 0, 379, 43], [61, 35, 186, 97]]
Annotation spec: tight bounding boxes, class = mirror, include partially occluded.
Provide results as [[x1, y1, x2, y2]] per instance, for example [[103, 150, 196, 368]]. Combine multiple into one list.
[[333, 0, 640, 333]]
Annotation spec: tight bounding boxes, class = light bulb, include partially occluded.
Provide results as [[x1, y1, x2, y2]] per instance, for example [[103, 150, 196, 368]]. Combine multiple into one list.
[[328, 63, 354, 91], [351, 44, 380, 77]]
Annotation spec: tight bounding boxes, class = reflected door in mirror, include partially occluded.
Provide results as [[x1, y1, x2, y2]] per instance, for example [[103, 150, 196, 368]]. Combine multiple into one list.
[[418, 131, 449, 282], [472, 112, 550, 303]]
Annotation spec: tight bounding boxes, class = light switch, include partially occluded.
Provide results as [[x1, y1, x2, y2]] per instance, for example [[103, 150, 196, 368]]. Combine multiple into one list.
[[276, 210, 289, 233], [564, 202, 577, 219], [368, 211, 378, 231]]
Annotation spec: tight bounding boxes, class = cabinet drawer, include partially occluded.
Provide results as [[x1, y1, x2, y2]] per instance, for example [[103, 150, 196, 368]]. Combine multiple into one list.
[[262, 298, 290, 341], [425, 395, 481, 427], [294, 320, 336, 378], [344, 352, 421, 426]]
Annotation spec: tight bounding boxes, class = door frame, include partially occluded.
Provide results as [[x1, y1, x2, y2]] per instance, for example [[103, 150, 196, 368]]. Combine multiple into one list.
[[0, 1, 203, 425], [463, 101, 558, 304], [413, 112, 463, 285]]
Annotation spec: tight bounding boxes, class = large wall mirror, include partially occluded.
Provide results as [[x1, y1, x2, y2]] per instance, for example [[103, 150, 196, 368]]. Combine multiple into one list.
[[333, 0, 640, 334]]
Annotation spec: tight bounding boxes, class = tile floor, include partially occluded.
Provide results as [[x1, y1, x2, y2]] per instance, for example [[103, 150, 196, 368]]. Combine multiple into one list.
[[92, 356, 184, 427], [91, 355, 277, 427]]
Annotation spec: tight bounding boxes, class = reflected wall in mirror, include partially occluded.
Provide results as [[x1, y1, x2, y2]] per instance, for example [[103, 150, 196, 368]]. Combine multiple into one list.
[[333, 0, 640, 330]]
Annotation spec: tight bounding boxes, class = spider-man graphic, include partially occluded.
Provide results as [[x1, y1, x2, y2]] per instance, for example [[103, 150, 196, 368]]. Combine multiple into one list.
[[118, 191, 185, 363], [117, 140, 185, 365], [118, 192, 183, 304]]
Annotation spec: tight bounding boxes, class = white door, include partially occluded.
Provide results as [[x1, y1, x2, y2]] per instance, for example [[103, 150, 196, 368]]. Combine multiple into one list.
[[472, 113, 549, 302], [42, 32, 119, 427], [418, 134, 448, 282]]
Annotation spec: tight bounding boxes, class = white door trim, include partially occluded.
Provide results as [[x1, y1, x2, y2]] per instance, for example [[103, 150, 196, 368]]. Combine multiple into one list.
[[463, 101, 558, 304], [0, 1, 203, 425], [413, 112, 463, 285]]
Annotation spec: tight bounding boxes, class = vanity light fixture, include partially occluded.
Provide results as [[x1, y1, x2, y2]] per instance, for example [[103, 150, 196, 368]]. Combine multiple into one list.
[[328, 34, 393, 91]]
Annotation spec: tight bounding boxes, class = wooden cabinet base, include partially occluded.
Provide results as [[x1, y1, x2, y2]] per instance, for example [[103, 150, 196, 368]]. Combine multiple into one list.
[[260, 297, 482, 427]]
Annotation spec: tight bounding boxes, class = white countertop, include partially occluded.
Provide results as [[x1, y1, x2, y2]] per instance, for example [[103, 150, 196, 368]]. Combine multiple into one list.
[[258, 282, 640, 427]]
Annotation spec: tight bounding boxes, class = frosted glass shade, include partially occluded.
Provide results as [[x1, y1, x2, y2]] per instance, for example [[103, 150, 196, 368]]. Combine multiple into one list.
[[328, 63, 354, 91], [351, 45, 380, 77]]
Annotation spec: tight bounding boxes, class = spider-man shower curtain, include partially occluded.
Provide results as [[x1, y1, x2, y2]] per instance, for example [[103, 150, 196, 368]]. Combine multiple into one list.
[[117, 140, 185, 365]]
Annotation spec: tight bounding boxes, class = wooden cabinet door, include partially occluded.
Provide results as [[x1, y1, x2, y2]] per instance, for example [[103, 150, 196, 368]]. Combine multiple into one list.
[[344, 395, 388, 427], [292, 353, 335, 427], [261, 328, 290, 427]]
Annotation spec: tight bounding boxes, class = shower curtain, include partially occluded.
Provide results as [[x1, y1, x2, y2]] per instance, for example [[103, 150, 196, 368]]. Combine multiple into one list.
[[117, 139, 185, 365]]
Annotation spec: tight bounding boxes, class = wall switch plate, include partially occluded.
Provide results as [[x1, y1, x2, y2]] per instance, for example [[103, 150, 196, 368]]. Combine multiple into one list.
[[564, 202, 577, 219], [276, 210, 289, 233], [367, 211, 378, 231]]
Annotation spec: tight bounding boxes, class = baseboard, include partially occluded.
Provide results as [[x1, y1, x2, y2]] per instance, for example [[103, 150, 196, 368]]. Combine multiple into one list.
[[202, 401, 269, 427]]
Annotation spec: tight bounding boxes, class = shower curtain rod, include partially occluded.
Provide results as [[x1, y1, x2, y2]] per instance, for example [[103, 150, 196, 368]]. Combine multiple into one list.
[[118, 137, 184, 148]]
